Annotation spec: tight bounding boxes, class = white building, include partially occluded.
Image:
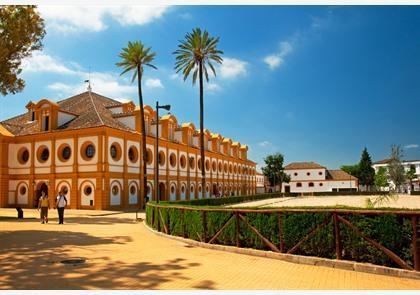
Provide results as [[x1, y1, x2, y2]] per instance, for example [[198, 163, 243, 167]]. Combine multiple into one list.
[[282, 162, 358, 193], [256, 172, 267, 193], [372, 159, 420, 192]]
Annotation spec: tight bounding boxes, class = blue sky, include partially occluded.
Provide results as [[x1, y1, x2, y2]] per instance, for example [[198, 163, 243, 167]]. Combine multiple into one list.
[[1, 5, 420, 170]]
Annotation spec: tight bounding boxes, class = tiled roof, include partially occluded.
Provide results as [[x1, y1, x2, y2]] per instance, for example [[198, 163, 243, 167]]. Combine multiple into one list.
[[374, 158, 420, 164], [327, 170, 358, 181], [284, 162, 326, 170], [1, 91, 136, 136]]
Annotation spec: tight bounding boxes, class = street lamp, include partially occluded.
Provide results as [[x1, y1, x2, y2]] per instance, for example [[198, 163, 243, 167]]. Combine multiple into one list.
[[155, 100, 171, 204]]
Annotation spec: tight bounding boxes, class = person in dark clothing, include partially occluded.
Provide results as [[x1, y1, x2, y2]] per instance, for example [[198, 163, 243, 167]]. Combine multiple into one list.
[[56, 190, 67, 224]]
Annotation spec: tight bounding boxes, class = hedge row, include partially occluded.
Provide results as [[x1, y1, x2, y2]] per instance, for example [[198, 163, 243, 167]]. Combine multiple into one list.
[[166, 191, 390, 207], [146, 204, 415, 269], [411, 191, 420, 196]]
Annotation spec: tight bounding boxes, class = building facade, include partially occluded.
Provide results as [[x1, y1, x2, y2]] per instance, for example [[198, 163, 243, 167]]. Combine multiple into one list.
[[256, 172, 268, 194], [0, 91, 257, 210], [372, 159, 420, 192], [282, 162, 358, 193]]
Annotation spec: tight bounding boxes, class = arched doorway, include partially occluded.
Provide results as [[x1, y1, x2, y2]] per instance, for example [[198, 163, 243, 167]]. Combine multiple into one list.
[[34, 182, 48, 208], [158, 182, 166, 202]]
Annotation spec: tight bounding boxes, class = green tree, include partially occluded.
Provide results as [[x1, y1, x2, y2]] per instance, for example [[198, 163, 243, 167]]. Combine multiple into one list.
[[358, 147, 375, 190], [116, 41, 157, 206], [388, 144, 406, 192], [174, 28, 223, 193], [406, 165, 417, 192], [374, 167, 388, 189], [0, 5, 45, 95], [261, 153, 290, 192], [340, 164, 360, 179]]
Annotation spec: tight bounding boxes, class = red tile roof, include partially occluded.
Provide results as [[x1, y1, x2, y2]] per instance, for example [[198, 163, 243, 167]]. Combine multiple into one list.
[[327, 170, 358, 181], [1, 91, 136, 136], [284, 162, 326, 170]]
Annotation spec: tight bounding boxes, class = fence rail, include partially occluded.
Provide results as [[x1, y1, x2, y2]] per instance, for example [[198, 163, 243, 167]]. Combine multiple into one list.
[[147, 203, 420, 271]]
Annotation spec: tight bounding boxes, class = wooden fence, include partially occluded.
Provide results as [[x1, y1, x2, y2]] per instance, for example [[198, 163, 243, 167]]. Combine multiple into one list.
[[147, 203, 420, 271]]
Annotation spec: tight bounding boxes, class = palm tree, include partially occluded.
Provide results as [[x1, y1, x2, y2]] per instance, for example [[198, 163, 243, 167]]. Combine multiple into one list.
[[173, 28, 223, 197], [116, 41, 157, 207]]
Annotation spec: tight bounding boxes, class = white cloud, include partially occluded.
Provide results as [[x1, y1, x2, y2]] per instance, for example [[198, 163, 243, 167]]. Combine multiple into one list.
[[25, 52, 136, 100], [38, 5, 169, 33], [404, 144, 419, 149], [206, 83, 221, 92], [263, 41, 294, 70], [219, 57, 248, 79], [22, 52, 76, 75], [263, 55, 283, 70], [258, 141, 272, 147], [145, 78, 164, 89], [178, 12, 192, 20], [47, 72, 136, 100]]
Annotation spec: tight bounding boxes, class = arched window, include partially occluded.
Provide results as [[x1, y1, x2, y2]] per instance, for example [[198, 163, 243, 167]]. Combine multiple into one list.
[[297, 182, 302, 187], [309, 182, 314, 187]]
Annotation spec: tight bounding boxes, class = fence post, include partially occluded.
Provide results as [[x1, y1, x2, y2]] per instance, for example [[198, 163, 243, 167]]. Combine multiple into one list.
[[202, 211, 207, 243], [151, 206, 155, 228], [182, 209, 186, 238], [412, 215, 419, 271], [278, 212, 284, 252], [167, 209, 171, 235], [333, 213, 342, 260], [235, 211, 240, 247], [157, 207, 161, 232]]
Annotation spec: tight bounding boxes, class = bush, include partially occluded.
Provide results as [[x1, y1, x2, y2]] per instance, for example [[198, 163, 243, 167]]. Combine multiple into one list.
[[146, 202, 415, 269], [411, 191, 420, 196]]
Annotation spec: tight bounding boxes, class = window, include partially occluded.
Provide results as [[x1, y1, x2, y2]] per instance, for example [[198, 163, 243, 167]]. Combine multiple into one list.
[[110, 143, 122, 161], [180, 155, 186, 168], [224, 163, 228, 173], [169, 153, 176, 167], [58, 144, 71, 162], [212, 161, 217, 172], [84, 186, 92, 195], [294, 172, 298, 176], [158, 151, 165, 166], [181, 185, 185, 193], [318, 171, 323, 176], [190, 185, 194, 193], [19, 186, 26, 195], [218, 162, 222, 173], [307, 172, 311, 176], [42, 115, 49, 131], [128, 146, 138, 163], [146, 149, 153, 165], [319, 183, 323, 187], [112, 185, 119, 196], [197, 158, 202, 171], [171, 185, 175, 194], [229, 164, 233, 174], [62, 146, 71, 160], [309, 182, 314, 187], [18, 148, 29, 164], [37, 146, 50, 163], [31, 111, 35, 121], [234, 165, 237, 174], [205, 159, 210, 171], [297, 182, 302, 187], [189, 157, 195, 169], [130, 185, 136, 195], [86, 145, 95, 158]]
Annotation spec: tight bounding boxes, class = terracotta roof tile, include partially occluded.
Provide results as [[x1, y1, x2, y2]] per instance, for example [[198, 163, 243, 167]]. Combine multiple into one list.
[[1, 91, 136, 136], [285, 162, 326, 170], [327, 170, 358, 181]]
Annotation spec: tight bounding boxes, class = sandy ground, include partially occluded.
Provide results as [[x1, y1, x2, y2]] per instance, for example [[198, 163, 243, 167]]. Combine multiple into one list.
[[1, 208, 420, 289], [229, 194, 420, 209]]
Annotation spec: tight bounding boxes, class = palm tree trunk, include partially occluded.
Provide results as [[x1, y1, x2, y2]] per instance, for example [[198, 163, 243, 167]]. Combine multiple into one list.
[[199, 60, 205, 197], [137, 65, 148, 208]]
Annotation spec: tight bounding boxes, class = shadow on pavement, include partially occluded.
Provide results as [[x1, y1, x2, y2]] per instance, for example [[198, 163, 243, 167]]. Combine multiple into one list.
[[0, 230, 210, 289]]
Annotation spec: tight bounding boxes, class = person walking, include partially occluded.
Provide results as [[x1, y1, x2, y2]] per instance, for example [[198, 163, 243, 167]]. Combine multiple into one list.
[[56, 190, 68, 224], [37, 191, 50, 224]]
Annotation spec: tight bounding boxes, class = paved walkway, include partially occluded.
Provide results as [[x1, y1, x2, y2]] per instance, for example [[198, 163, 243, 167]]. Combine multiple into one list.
[[229, 194, 420, 209], [1, 208, 420, 289]]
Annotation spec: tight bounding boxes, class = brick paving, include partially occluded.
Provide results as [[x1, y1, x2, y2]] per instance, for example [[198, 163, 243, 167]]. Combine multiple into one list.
[[1, 208, 420, 290]]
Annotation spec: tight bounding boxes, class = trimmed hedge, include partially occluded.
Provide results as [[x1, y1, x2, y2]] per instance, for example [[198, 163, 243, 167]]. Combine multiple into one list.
[[146, 201, 416, 269], [165, 191, 391, 207], [411, 191, 420, 196]]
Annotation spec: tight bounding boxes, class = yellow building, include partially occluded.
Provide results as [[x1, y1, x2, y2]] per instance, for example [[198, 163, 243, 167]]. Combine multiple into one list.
[[0, 91, 257, 210]]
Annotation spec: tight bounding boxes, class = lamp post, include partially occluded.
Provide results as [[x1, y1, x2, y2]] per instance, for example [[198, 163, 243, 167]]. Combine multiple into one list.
[[155, 100, 171, 204]]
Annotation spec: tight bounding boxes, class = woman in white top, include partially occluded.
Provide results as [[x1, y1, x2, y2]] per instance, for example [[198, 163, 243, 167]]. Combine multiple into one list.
[[56, 190, 67, 224]]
